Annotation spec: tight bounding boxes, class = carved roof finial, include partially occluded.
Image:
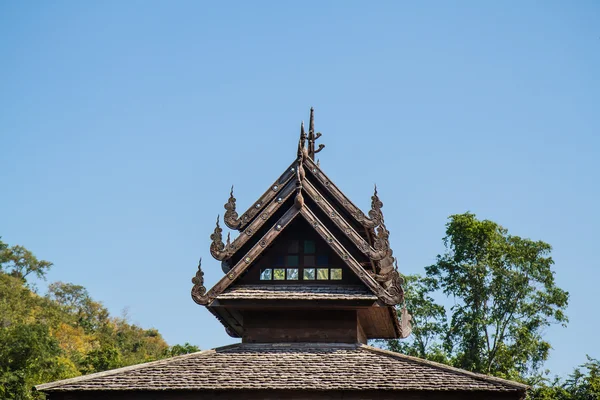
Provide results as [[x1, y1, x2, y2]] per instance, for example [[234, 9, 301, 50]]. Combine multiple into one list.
[[300, 121, 307, 149], [191, 257, 209, 305], [210, 215, 225, 257], [223, 186, 242, 230], [307, 107, 324, 160], [368, 184, 384, 225]]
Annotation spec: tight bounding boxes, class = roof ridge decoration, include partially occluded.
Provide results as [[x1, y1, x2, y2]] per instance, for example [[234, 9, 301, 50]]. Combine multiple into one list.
[[210, 180, 296, 261], [304, 157, 382, 229], [194, 205, 302, 306], [303, 179, 390, 261], [307, 107, 325, 160], [223, 162, 297, 231], [195, 206, 406, 310], [191, 258, 207, 302], [193, 108, 409, 334]]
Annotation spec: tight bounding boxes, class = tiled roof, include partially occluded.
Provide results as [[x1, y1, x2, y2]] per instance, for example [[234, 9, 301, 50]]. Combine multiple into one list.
[[37, 343, 528, 393], [217, 285, 379, 301]]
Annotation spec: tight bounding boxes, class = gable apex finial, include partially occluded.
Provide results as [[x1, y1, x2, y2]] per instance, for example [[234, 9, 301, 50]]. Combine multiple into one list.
[[307, 107, 325, 160]]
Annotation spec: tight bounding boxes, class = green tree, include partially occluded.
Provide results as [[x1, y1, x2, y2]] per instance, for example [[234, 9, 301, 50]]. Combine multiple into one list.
[[527, 356, 600, 399], [47, 282, 110, 333], [384, 275, 449, 363], [164, 342, 201, 357], [0, 238, 52, 282], [0, 237, 200, 399], [387, 212, 569, 380]]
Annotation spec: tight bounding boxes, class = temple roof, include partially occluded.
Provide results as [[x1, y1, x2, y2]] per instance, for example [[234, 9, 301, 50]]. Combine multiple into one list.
[[192, 109, 410, 339], [36, 343, 528, 393]]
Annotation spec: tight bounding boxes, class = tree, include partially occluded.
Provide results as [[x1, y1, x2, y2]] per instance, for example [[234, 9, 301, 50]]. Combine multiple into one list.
[[164, 342, 201, 357], [388, 212, 569, 380], [0, 236, 200, 399], [47, 282, 110, 333], [384, 275, 449, 363], [0, 237, 52, 282], [527, 356, 600, 399]]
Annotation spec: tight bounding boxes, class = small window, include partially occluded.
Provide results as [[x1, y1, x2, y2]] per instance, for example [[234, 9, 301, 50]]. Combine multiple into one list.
[[274, 256, 285, 267], [274, 269, 285, 280], [286, 255, 299, 267], [316, 255, 328, 267], [260, 269, 272, 280], [304, 255, 315, 267], [287, 268, 299, 280], [317, 268, 329, 280], [303, 268, 315, 280], [331, 268, 342, 280], [304, 240, 316, 254], [288, 240, 299, 253]]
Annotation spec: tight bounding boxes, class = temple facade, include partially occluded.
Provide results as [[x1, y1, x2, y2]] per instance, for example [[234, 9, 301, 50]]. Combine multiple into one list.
[[37, 109, 528, 399]]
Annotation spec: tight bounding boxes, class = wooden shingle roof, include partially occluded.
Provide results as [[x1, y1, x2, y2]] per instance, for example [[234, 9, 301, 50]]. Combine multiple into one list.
[[217, 285, 379, 301], [36, 343, 528, 394]]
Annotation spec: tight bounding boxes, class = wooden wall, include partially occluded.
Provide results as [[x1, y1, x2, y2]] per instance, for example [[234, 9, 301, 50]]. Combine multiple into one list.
[[242, 309, 366, 343]]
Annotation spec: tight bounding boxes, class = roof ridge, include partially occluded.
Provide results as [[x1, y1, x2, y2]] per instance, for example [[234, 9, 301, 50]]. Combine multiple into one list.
[[298, 207, 402, 306], [223, 161, 296, 231], [359, 345, 529, 390], [34, 347, 223, 391]]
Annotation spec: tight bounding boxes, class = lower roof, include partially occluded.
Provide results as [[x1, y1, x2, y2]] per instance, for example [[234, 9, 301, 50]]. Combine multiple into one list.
[[37, 343, 528, 393], [217, 284, 379, 301]]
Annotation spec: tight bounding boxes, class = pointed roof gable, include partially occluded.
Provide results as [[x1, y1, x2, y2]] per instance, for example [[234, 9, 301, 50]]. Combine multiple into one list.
[[192, 109, 411, 340]]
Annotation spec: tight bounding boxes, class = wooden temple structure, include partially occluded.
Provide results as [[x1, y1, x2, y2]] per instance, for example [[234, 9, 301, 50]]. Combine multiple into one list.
[[37, 109, 528, 399]]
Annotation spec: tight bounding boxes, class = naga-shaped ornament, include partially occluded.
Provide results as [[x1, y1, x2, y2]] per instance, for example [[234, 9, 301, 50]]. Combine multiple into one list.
[[223, 187, 241, 230], [191, 258, 212, 305], [368, 185, 384, 226], [372, 255, 405, 305], [210, 215, 233, 261]]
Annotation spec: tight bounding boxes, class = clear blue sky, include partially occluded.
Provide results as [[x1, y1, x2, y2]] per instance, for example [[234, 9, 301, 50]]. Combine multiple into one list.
[[1, 1, 598, 378]]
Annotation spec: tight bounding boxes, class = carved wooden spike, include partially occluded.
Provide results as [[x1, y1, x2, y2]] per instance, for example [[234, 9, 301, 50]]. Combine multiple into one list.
[[223, 186, 241, 230], [209, 215, 225, 260], [368, 185, 384, 225], [300, 121, 306, 148], [307, 107, 325, 160], [191, 257, 211, 305]]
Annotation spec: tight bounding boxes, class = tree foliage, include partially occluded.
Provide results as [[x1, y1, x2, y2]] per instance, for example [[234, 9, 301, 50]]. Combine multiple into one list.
[[528, 356, 600, 399], [384, 213, 581, 396], [0, 237, 199, 399], [0, 237, 52, 282]]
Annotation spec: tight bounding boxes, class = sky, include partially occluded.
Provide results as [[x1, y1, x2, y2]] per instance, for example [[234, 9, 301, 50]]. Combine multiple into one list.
[[1, 1, 598, 378]]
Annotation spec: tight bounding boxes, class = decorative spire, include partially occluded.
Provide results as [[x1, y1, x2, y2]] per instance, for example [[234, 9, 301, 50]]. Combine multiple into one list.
[[191, 257, 209, 305], [300, 121, 307, 149], [223, 186, 241, 230], [210, 215, 225, 257], [368, 184, 384, 224], [307, 107, 325, 160]]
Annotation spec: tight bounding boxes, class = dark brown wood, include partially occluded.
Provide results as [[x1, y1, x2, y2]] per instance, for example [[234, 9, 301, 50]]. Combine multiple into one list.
[[242, 310, 360, 343]]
